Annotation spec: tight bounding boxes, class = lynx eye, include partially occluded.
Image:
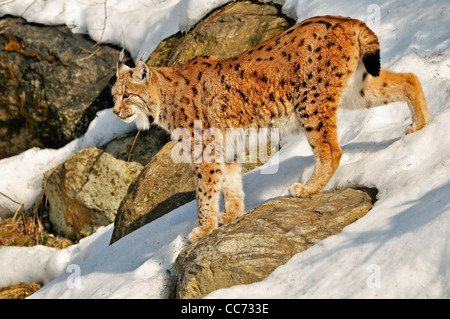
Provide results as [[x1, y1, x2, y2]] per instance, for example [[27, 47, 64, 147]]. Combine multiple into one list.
[[123, 94, 131, 99]]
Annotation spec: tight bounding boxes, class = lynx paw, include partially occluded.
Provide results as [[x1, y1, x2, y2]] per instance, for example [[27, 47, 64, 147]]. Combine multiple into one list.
[[219, 200, 244, 225], [406, 119, 430, 135], [289, 183, 314, 197], [219, 211, 242, 225], [187, 226, 214, 243], [405, 123, 418, 135]]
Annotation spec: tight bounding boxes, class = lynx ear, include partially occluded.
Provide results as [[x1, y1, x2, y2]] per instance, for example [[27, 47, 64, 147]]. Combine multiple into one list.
[[133, 60, 150, 82]]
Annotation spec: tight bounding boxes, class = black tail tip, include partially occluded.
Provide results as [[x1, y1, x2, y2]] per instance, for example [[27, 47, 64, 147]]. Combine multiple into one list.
[[363, 49, 380, 77]]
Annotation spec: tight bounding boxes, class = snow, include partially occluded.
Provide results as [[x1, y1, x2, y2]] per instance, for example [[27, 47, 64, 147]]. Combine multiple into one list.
[[0, 0, 449, 299]]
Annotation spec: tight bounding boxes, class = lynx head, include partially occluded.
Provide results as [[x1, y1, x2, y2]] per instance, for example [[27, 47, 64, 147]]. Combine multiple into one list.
[[112, 52, 159, 130]]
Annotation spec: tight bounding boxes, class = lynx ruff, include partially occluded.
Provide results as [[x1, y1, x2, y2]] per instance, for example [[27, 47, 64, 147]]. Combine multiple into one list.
[[112, 16, 430, 243]]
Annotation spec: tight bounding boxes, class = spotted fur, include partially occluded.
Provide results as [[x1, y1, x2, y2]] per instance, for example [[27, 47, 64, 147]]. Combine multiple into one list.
[[112, 16, 430, 242]]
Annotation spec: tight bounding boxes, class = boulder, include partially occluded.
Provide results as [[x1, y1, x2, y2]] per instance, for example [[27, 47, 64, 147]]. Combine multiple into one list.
[[44, 147, 143, 241], [43, 126, 169, 241], [110, 141, 195, 244], [100, 126, 170, 166], [0, 16, 120, 159], [175, 188, 375, 299], [147, 0, 295, 67]]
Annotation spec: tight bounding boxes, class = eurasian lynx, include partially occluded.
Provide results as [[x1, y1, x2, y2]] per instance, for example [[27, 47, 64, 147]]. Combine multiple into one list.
[[112, 16, 430, 242]]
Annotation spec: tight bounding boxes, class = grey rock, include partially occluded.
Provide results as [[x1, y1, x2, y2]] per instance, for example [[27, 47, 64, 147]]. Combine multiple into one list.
[[175, 188, 375, 299]]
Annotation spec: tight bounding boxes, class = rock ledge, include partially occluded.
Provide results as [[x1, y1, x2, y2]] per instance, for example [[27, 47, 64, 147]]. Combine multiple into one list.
[[175, 188, 375, 299]]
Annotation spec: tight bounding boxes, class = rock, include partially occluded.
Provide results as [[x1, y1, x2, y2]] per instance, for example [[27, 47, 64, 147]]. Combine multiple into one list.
[[42, 126, 169, 241], [147, 0, 295, 67], [44, 147, 143, 241], [100, 126, 170, 166], [0, 16, 120, 159], [110, 141, 195, 244], [175, 188, 375, 299]]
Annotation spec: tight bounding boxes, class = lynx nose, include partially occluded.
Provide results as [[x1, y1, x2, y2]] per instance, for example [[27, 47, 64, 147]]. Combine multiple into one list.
[[113, 106, 120, 116]]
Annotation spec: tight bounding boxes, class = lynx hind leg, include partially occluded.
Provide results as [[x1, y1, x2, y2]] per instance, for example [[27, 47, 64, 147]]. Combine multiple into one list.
[[290, 111, 342, 197], [188, 162, 223, 243], [364, 69, 431, 134], [219, 162, 245, 225]]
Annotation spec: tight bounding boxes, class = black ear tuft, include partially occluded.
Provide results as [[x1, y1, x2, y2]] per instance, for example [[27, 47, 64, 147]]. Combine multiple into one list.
[[139, 66, 148, 80], [363, 49, 380, 77]]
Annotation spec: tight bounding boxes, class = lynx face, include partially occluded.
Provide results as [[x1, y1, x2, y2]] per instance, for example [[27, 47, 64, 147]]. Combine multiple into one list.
[[112, 61, 158, 130]]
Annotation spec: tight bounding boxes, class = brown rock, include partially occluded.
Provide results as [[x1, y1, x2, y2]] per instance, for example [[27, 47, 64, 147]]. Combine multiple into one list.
[[147, 1, 295, 67], [110, 141, 195, 244], [175, 188, 375, 299], [100, 126, 170, 166], [0, 17, 120, 159]]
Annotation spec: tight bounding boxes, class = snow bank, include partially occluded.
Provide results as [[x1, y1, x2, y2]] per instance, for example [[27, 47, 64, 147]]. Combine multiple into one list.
[[0, 0, 449, 298]]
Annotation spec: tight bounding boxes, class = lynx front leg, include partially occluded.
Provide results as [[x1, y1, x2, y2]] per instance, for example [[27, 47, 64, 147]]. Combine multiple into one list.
[[188, 162, 223, 243], [219, 162, 245, 224], [290, 119, 342, 197]]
